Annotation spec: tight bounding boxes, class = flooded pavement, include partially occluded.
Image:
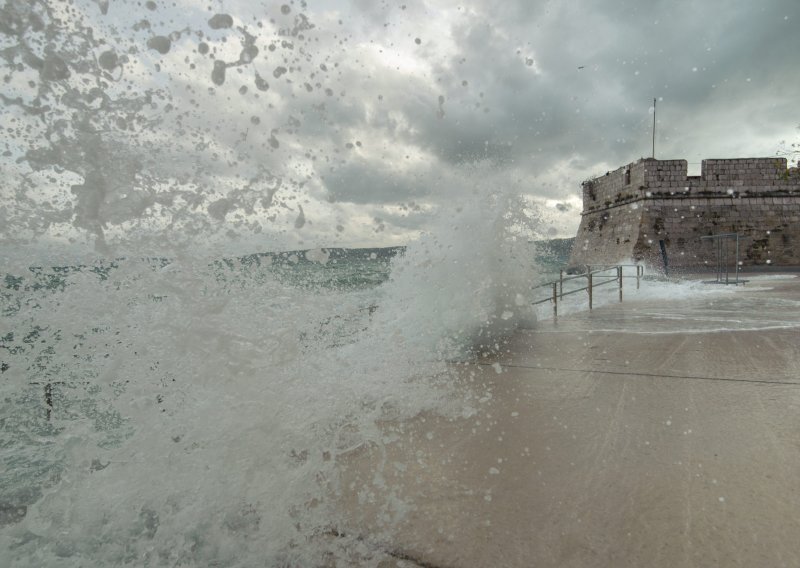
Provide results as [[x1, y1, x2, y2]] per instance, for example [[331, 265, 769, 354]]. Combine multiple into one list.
[[331, 275, 800, 567]]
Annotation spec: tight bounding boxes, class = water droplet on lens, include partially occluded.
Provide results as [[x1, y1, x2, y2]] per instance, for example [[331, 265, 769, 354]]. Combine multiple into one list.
[[255, 73, 269, 91], [208, 14, 234, 29], [211, 60, 226, 85], [98, 50, 118, 70], [146, 36, 171, 54]]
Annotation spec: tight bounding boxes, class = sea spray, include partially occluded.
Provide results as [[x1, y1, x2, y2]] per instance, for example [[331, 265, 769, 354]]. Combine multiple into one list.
[[0, 255, 436, 565], [1, 184, 546, 566], [376, 188, 541, 361]]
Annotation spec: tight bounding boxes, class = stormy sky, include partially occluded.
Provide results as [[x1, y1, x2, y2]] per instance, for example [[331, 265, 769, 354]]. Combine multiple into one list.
[[2, 0, 799, 254]]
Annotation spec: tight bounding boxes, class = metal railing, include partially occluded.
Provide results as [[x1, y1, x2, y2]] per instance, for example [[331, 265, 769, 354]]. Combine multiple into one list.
[[531, 264, 645, 318], [700, 233, 741, 285]]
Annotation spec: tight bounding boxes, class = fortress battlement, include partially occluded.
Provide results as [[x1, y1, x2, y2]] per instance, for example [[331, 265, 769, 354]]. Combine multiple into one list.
[[582, 157, 799, 214], [571, 157, 800, 269]]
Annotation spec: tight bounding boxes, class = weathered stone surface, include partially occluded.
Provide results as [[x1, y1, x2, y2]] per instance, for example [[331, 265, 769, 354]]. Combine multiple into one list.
[[570, 157, 800, 270]]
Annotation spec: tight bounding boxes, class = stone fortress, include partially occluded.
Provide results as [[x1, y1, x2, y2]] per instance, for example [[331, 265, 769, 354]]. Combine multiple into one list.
[[569, 157, 800, 271]]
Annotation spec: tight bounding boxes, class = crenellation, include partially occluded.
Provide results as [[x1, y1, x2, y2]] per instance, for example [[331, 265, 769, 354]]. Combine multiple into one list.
[[570, 156, 800, 269]]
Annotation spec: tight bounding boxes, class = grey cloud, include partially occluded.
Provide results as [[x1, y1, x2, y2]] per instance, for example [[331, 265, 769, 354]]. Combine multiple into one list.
[[323, 159, 432, 204], [417, 0, 799, 168]]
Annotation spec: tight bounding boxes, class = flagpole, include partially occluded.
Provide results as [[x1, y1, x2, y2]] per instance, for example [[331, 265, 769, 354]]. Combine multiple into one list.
[[652, 98, 656, 158]]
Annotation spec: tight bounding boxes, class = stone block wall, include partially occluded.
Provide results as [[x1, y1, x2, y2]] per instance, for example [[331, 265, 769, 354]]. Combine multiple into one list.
[[581, 160, 647, 212], [643, 159, 687, 186], [570, 157, 800, 270], [702, 158, 787, 183]]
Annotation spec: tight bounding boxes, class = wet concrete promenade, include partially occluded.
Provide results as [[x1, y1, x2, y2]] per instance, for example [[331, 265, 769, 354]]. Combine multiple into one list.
[[336, 275, 800, 567]]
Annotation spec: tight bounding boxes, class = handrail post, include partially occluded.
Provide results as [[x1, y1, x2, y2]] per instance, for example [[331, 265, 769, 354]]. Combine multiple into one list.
[[618, 266, 623, 302], [587, 272, 593, 310], [559, 269, 563, 299], [735, 234, 740, 285], [552, 282, 558, 318], [636, 265, 641, 289], [724, 238, 729, 285]]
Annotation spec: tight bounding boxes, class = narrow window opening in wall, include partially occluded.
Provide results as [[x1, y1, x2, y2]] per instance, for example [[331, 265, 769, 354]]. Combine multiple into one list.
[[714, 173, 719, 181], [624, 168, 631, 185]]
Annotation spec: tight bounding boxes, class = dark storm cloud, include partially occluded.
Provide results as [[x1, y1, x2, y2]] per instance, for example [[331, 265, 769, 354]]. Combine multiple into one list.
[[426, 0, 800, 169], [336, 0, 799, 209]]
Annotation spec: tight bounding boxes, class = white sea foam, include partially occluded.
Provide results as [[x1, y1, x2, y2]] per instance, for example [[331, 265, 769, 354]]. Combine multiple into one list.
[[373, 191, 540, 361], [741, 274, 798, 281], [531, 273, 800, 335], [0, 256, 432, 565]]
